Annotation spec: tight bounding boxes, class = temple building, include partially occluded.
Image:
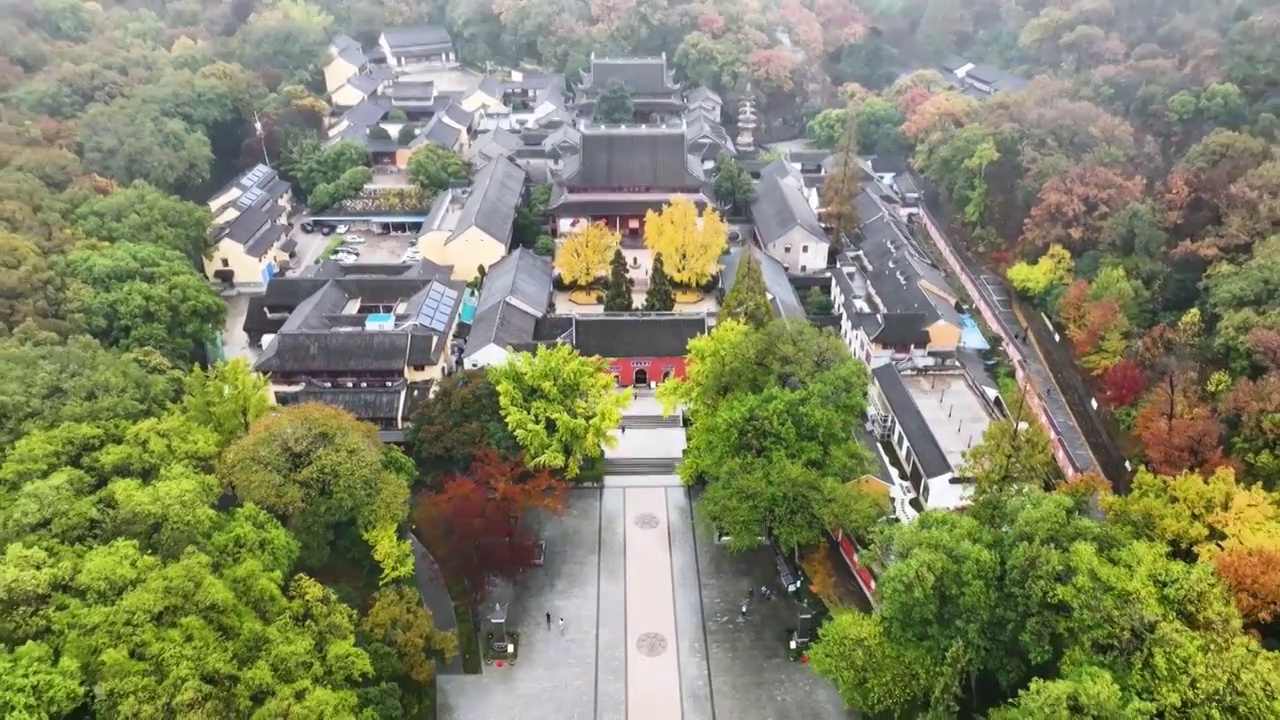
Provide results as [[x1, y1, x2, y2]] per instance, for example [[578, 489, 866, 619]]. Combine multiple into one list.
[[574, 54, 684, 122], [546, 125, 713, 236]]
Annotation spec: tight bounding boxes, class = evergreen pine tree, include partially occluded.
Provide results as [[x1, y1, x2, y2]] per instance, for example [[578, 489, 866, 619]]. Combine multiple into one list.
[[721, 250, 773, 327], [819, 115, 863, 249], [643, 252, 676, 311], [603, 248, 634, 311]]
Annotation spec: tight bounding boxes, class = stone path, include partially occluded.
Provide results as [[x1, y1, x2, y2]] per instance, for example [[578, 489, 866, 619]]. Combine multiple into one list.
[[408, 535, 461, 674], [438, 391, 850, 720]]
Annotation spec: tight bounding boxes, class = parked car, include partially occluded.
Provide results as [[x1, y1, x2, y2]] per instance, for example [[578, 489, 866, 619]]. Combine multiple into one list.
[[343, 234, 366, 244], [299, 222, 315, 233], [334, 224, 351, 233], [337, 246, 362, 256], [318, 225, 335, 236]]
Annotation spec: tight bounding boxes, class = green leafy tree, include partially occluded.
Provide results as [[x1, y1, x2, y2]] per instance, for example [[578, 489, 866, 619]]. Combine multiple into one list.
[[284, 138, 370, 203], [809, 488, 1280, 717], [852, 97, 909, 156], [406, 143, 471, 192], [218, 403, 411, 578], [603, 248, 634, 311], [396, 123, 418, 145], [487, 343, 630, 478], [359, 585, 458, 684], [78, 99, 213, 194], [803, 286, 834, 315], [406, 369, 520, 482], [642, 252, 676, 311], [712, 155, 756, 215], [807, 108, 850, 148], [58, 243, 225, 366], [721, 251, 773, 328], [593, 81, 635, 124], [532, 234, 556, 257], [0, 233, 70, 332], [179, 359, 270, 449], [0, 332, 176, 448], [666, 320, 872, 551], [959, 416, 1058, 496], [308, 166, 372, 211], [73, 182, 215, 265]]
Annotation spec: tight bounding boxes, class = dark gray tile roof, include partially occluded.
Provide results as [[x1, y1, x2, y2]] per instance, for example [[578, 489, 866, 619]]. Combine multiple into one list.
[[276, 385, 404, 419], [558, 127, 703, 189], [941, 55, 970, 72], [468, 75, 503, 99], [872, 364, 952, 478], [242, 223, 287, 258], [251, 262, 463, 374], [346, 73, 383, 95], [442, 102, 475, 128], [449, 157, 525, 246], [684, 106, 733, 156], [340, 97, 391, 128], [331, 34, 360, 52], [468, 128, 522, 162], [583, 56, 676, 95], [381, 25, 453, 51], [874, 313, 931, 346], [752, 158, 826, 247], [720, 246, 805, 319], [464, 248, 554, 358], [571, 316, 708, 358], [686, 86, 721, 107], [383, 80, 436, 100], [475, 248, 553, 316], [965, 64, 1028, 92], [465, 299, 539, 357], [412, 115, 463, 148], [853, 189, 959, 328]]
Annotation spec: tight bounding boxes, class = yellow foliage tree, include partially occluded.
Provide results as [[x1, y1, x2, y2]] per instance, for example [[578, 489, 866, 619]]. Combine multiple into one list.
[[555, 222, 618, 287], [642, 197, 728, 287], [1005, 243, 1074, 298]]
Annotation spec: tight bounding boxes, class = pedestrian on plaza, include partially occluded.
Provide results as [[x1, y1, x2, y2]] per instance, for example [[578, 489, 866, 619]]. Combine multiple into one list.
[[546, 611, 551, 629], [559, 617, 565, 635], [740, 603, 748, 619], [620, 424, 626, 435]]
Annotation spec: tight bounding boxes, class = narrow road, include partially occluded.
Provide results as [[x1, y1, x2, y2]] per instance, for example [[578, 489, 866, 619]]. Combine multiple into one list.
[[409, 534, 463, 674], [909, 201, 1103, 479]]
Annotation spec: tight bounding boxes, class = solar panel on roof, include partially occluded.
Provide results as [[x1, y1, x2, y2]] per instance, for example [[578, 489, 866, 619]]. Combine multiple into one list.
[[236, 187, 264, 208], [241, 165, 268, 187]]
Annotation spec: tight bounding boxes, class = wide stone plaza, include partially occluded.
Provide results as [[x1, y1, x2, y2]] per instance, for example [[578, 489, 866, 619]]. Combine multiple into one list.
[[436, 394, 854, 720]]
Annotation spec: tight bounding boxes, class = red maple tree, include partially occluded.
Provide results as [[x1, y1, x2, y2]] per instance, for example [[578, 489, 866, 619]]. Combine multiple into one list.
[[412, 451, 565, 602], [1098, 357, 1146, 407], [1132, 372, 1229, 475]]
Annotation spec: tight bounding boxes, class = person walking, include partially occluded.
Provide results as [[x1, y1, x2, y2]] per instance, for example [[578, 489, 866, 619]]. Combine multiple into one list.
[[740, 603, 748, 619], [546, 611, 551, 630], [559, 617, 565, 636]]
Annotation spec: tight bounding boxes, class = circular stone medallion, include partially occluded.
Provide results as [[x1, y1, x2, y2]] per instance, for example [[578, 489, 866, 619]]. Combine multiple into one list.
[[633, 512, 661, 529], [636, 632, 669, 657]]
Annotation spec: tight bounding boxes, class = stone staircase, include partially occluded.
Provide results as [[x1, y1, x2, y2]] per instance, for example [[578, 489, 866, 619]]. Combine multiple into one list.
[[621, 414, 683, 430], [602, 457, 681, 475]]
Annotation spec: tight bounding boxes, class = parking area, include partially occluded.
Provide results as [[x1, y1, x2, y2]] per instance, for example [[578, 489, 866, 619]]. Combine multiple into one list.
[[293, 218, 422, 269]]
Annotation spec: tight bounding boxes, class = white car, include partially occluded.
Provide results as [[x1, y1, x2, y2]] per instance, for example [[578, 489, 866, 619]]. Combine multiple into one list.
[[343, 234, 366, 244], [334, 224, 350, 233], [333, 251, 359, 263]]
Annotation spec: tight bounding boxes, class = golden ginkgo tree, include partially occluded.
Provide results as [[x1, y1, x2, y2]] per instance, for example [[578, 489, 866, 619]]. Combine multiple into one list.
[[554, 221, 618, 287], [642, 197, 728, 287]]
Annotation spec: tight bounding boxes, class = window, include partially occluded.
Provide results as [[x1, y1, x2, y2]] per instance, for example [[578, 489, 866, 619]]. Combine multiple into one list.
[[220, 258, 230, 268], [632, 360, 650, 367], [800, 264, 807, 272], [411, 365, 427, 372], [784, 244, 792, 253], [801, 245, 809, 253]]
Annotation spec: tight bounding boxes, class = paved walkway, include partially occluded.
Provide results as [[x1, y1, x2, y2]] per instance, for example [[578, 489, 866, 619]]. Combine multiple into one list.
[[409, 535, 461, 674], [911, 206, 1100, 476], [438, 392, 849, 719]]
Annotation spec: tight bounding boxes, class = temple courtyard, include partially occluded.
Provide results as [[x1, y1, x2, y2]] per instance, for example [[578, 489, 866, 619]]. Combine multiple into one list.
[[435, 394, 854, 720]]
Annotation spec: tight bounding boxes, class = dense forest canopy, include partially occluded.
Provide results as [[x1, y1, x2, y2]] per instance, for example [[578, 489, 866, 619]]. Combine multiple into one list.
[[1, 0, 1279, 715]]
